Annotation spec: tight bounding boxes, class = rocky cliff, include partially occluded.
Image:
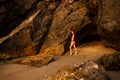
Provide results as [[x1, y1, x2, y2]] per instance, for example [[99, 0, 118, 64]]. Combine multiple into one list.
[[0, 0, 120, 59]]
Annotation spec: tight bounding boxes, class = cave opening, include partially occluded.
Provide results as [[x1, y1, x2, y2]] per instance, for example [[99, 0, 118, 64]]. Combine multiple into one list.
[[75, 34, 101, 47], [64, 23, 101, 54], [75, 23, 101, 47]]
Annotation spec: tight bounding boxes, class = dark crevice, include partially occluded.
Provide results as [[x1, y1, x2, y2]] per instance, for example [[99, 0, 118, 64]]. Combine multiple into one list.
[[31, 6, 53, 54], [76, 34, 100, 46], [64, 36, 71, 54], [75, 23, 98, 45]]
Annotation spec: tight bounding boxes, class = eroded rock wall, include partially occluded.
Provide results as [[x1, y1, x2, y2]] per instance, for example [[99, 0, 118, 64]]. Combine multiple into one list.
[[0, 0, 104, 59], [98, 0, 120, 50]]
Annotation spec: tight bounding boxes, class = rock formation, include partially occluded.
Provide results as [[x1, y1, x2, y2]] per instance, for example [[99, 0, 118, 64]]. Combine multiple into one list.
[[97, 0, 120, 50], [0, 0, 120, 60], [0, 0, 98, 59], [44, 61, 111, 80], [44, 52, 120, 80], [0, 1, 120, 80], [97, 52, 120, 71]]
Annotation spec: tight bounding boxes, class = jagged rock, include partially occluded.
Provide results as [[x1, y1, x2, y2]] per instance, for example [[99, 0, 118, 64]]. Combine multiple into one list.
[[0, 0, 53, 59], [97, 0, 120, 50], [0, 10, 41, 59], [0, 27, 34, 59], [44, 61, 111, 80], [97, 52, 120, 71], [0, 0, 98, 59], [0, 0, 43, 59], [0, 0, 38, 37], [39, 0, 98, 55]]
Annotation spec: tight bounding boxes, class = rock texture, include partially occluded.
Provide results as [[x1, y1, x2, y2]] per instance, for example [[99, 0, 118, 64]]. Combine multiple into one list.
[[97, 52, 120, 71], [44, 61, 111, 80], [0, 10, 41, 59], [39, 0, 91, 55], [0, 0, 98, 59], [0, 0, 38, 37], [98, 0, 120, 50]]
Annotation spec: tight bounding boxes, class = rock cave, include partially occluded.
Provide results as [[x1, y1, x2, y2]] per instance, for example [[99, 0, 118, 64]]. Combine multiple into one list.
[[0, 0, 120, 80]]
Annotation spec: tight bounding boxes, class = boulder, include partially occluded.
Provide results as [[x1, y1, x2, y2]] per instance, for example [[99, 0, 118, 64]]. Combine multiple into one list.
[[97, 52, 120, 71], [44, 61, 111, 80]]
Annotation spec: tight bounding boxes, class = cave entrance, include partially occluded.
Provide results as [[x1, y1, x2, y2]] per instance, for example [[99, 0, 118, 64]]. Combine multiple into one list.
[[75, 23, 101, 47], [64, 23, 101, 54]]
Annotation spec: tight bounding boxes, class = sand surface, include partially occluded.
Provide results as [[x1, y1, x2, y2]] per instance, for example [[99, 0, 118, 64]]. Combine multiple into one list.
[[0, 41, 120, 80]]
